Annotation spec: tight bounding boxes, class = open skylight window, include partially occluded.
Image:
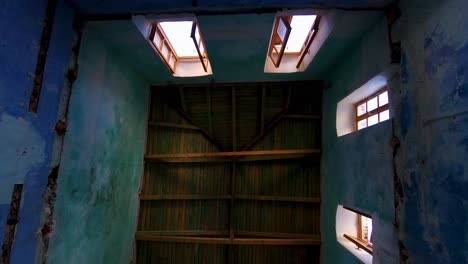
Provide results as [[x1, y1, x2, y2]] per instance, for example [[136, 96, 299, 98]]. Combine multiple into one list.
[[285, 15, 317, 53], [267, 14, 320, 69], [264, 11, 334, 74], [147, 18, 212, 77], [159, 21, 198, 58]]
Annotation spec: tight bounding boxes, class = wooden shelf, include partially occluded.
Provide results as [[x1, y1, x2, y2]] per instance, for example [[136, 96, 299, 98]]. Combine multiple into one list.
[[145, 149, 321, 163]]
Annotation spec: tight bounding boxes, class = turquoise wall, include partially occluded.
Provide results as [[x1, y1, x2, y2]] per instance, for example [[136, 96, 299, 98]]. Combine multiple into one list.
[[322, 14, 399, 264], [46, 26, 149, 264], [323, 0, 468, 263]]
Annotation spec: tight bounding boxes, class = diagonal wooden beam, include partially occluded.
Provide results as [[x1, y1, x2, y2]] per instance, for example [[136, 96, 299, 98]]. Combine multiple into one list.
[[241, 84, 292, 151], [206, 85, 213, 134], [240, 109, 287, 151], [260, 85, 266, 133], [231, 86, 237, 151], [178, 86, 187, 112], [169, 103, 224, 151]]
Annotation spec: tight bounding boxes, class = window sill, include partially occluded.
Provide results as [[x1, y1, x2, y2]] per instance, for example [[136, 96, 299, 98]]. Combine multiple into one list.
[[343, 234, 373, 255]]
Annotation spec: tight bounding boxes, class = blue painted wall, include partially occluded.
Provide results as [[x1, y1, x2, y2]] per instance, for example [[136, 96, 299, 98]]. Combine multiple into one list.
[[46, 24, 149, 264], [393, 0, 468, 262], [321, 14, 400, 264], [0, 0, 75, 263], [1, 0, 467, 263]]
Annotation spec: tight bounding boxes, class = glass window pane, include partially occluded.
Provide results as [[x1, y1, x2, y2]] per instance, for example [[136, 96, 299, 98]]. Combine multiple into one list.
[[159, 21, 198, 57], [368, 114, 378, 126], [360, 215, 373, 244], [152, 30, 162, 48], [274, 44, 282, 53], [161, 44, 169, 60], [357, 103, 367, 116], [367, 96, 378, 111], [195, 25, 200, 43], [380, 109, 390, 121], [285, 15, 316, 53], [357, 119, 367, 130], [379, 91, 388, 106], [199, 41, 205, 56], [169, 53, 176, 69], [270, 52, 279, 63], [277, 17, 288, 41]]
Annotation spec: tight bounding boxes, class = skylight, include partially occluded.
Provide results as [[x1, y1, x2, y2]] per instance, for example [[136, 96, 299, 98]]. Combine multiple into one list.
[[265, 13, 321, 71], [285, 15, 317, 53], [159, 21, 198, 57], [146, 18, 212, 76]]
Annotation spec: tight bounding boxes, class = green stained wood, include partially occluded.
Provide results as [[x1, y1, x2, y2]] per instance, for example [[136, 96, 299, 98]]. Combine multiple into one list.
[[137, 83, 321, 263]]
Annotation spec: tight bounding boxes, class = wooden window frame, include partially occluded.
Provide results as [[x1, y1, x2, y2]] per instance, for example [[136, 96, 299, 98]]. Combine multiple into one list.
[[296, 16, 321, 68], [149, 23, 179, 73], [268, 16, 292, 68], [342, 206, 373, 255], [268, 15, 321, 69], [148, 20, 210, 73], [190, 21, 210, 72], [355, 88, 389, 130]]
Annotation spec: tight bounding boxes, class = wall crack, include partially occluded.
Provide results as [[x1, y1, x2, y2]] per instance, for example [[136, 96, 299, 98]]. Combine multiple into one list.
[[391, 120, 409, 263], [36, 16, 84, 264]]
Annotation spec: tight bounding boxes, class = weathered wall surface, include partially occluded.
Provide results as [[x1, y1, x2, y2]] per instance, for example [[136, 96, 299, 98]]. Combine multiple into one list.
[[393, 0, 468, 262], [0, 1, 75, 263], [46, 25, 149, 264], [321, 14, 400, 263], [323, 0, 468, 263]]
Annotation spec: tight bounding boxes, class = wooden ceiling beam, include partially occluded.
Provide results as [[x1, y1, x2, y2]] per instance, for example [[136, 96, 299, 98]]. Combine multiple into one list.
[[206, 85, 213, 134], [240, 109, 288, 151], [136, 232, 321, 245], [145, 149, 320, 160], [260, 85, 266, 133], [140, 195, 232, 200], [178, 86, 187, 112], [136, 230, 319, 239], [139, 194, 320, 203], [169, 103, 225, 151], [283, 114, 321, 120], [148, 121, 201, 130], [241, 84, 293, 151], [232, 86, 237, 151]]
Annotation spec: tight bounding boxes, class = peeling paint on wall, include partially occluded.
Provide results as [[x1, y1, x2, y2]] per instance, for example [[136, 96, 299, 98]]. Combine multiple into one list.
[[0, 0, 75, 263], [392, 0, 468, 263], [0, 114, 45, 203], [46, 25, 149, 264]]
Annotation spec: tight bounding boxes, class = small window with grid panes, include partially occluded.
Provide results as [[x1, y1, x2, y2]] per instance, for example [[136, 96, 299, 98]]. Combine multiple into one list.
[[356, 89, 389, 130]]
